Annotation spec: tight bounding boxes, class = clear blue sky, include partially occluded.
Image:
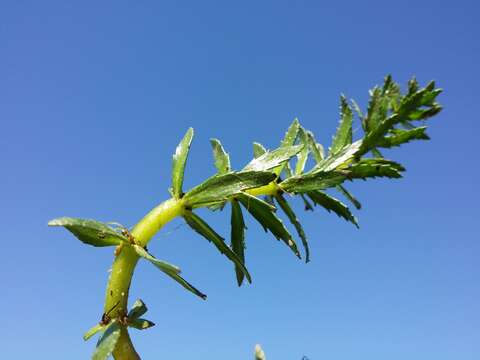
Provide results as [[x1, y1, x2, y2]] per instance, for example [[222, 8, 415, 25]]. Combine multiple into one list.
[[1, 1, 478, 359]]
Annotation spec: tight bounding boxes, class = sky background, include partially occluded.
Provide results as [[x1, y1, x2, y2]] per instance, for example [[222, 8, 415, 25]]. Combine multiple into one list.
[[1, 1, 479, 359]]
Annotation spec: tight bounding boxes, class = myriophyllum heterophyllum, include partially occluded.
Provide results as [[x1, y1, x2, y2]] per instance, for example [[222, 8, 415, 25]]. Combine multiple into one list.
[[49, 76, 442, 360]]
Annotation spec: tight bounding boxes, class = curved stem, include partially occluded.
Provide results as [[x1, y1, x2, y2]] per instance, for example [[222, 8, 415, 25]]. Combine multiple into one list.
[[104, 189, 278, 359], [104, 198, 183, 360]]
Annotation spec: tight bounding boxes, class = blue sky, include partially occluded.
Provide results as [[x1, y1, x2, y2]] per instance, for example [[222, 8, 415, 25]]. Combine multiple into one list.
[[1, 1, 479, 359]]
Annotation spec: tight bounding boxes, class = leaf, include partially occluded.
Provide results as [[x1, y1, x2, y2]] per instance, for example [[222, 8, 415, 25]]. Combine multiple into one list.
[[230, 200, 246, 286], [127, 299, 148, 320], [92, 321, 121, 360], [253, 142, 267, 158], [83, 323, 105, 341], [133, 245, 181, 274], [48, 217, 128, 247], [377, 127, 430, 148], [275, 194, 310, 262], [307, 191, 359, 227], [183, 211, 252, 283], [330, 95, 353, 154], [132, 245, 207, 300], [336, 185, 361, 210], [237, 193, 301, 259], [347, 159, 404, 179], [183, 171, 276, 208], [210, 138, 231, 174], [171, 127, 194, 199], [312, 140, 362, 172], [306, 130, 324, 163], [243, 145, 304, 172], [359, 82, 441, 155], [128, 318, 155, 330], [281, 171, 346, 194], [295, 127, 309, 175], [274, 118, 301, 175]]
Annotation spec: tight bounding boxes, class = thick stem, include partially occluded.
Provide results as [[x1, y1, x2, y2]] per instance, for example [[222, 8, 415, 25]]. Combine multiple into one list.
[[104, 188, 277, 359], [104, 198, 183, 360]]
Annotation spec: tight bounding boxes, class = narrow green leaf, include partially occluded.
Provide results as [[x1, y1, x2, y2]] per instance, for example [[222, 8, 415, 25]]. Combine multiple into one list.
[[83, 323, 104, 341], [330, 95, 353, 154], [253, 142, 267, 158], [359, 82, 441, 155], [336, 184, 361, 210], [274, 118, 300, 175], [377, 127, 430, 148], [312, 140, 362, 172], [127, 299, 148, 320], [307, 191, 359, 227], [128, 318, 155, 330], [92, 321, 121, 360], [183, 211, 252, 283], [210, 138, 231, 174], [48, 217, 128, 247], [133, 245, 181, 274], [237, 193, 301, 259], [132, 245, 206, 300], [171, 127, 194, 199], [300, 194, 314, 211], [295, 127, 309, 175], [306, 130, 324, 163], [243, 145, 304, 172], [281, 171, 346, 194], [347, 159, 404, 179], [351, 99, 364, 120], [183, 171, 276, 208], [231, 200, 246, 286], [275, 194, 310, 262]]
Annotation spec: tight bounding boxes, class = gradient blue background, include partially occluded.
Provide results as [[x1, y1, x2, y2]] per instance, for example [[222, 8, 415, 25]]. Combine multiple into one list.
[[1, 1, 478, 359]]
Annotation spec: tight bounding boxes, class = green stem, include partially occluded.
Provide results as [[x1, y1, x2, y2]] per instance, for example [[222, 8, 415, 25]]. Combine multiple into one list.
[[104, 197, 183, 360], [104, 189, 278, 359]]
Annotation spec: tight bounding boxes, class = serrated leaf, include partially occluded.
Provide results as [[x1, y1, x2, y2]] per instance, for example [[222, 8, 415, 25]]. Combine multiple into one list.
[[183, 211, 252, 283], [253, 142, 267, 158], [92, 321, 121, 360], [243, 145, 304, 172], [295, 127, 309, 175], [127, 299, 148, 320], [347, 159, 404, 179], [307, 191, 358, 227], [359, 82, 441, 155], [237, 193, 301, 259], [231, 200, 246, 286], [306, 130, 324, 163], [83, 323, 105, 341], [274, 119, 300, 175], [128, 318, 155, 330], [133, 245, 206, 300], [377, 127, 430, 148], [171, 127, 194, 199], [48, 217, 128, 247], [336, 185, 361, 210], [210, 138, 231, 174], [281, 171, 346, 194], [183, 171, 276, 208], [275, 194, 310, 262], [312, 140, 362, 172], [330, 95, 353, 155]]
